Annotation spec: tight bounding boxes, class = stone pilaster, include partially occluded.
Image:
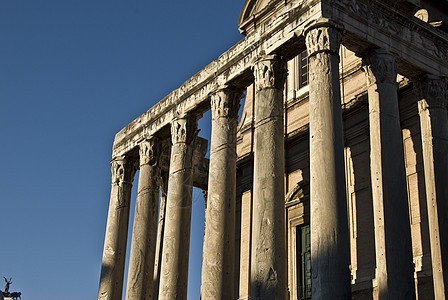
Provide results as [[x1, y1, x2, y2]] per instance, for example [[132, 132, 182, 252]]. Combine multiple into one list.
[[415, 76, 448, 299], [98, 156, 137, 300], [250, 55, 287, 300], [201, 86, 243, 299], [158, 114, 198, 300], [125, 138, 161, 300], [363, 49, 415, 299], [304, 24, 351, 299]]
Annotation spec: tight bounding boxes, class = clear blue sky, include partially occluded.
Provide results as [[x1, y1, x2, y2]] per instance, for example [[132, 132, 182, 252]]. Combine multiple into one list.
[[0, 1, 244, 299]]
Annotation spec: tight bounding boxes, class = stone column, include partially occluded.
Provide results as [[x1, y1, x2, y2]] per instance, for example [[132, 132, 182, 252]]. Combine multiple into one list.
[[125, 138, 161, 300], [304, 23, 351, 299], [363, 49, 415, 299], [153, 173, 168, 300], [98, 156, 136, 300], [415, 76, 448, 299], [158, 115, 198, 300], [250, 55, 287, 300], [201, 86, 242, 299]]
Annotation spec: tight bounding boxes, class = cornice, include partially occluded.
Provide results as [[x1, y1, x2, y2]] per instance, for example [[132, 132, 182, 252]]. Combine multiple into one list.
[[112, 0, 448, 159]]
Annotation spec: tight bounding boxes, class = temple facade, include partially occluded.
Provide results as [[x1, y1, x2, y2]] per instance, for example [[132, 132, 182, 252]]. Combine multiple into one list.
[[98, 0, 448, 299]]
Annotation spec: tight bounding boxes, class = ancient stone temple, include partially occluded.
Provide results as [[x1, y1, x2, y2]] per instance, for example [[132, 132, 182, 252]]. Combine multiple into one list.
[[98, 0, 448, 299]]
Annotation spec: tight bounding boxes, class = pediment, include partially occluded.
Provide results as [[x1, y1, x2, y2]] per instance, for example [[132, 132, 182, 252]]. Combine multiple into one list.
[[238, 0, 283, 35]]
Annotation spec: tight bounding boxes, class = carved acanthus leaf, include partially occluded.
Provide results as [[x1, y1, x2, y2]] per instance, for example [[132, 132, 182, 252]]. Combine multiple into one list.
[[111, 156, 137, 184], [210, 86, 243, 119], [253, 55, 287, 91], [171, 115, 198, 145], [139, 137, 160, 166], [305, 26, 342, 57], [414, 77, 448, 109], [363, 51, 398, 85]]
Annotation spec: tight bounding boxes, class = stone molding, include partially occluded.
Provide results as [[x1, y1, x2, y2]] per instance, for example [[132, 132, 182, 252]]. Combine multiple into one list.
[[111, 156, 137, 185], [210, 86, 244, 119], [170, 115, 199, 145], [285, 179, 308, 207], [139, 137, 160, 167], [305, 24, 342, 58], [253, 55, 287, 91], [414, 76, 448, 110], [363, 50, 398, 86]]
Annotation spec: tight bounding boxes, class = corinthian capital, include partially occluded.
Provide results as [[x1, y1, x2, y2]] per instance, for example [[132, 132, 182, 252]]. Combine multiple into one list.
[[253, 55, 287, 91], [171, 114, 198, 145], [111, 156, 137, 185], [414, 76, 448, 109], [139, 137, 160, 166], [305, 25, 342, 57], [210, 86, 244, 119], [363, 50, 398, 86]]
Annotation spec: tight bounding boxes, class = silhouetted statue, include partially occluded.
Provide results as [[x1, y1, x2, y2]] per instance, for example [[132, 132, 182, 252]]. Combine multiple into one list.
[[3, 277, 12, 293]]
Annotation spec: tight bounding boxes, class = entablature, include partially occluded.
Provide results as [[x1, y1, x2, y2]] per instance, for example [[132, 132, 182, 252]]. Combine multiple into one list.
[[328, 0, 448, 77], [112, 0, 448, 159]]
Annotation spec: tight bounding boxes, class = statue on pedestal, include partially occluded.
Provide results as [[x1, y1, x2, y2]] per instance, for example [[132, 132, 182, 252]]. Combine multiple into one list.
[[1, 277, 21, 300]]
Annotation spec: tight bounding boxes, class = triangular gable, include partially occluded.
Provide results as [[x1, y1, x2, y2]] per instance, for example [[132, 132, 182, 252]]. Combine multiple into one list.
[[238, 0, 283, 34]]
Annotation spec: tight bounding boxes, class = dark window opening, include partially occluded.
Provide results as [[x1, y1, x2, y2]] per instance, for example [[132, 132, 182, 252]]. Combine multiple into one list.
[[298, 50, 309, 89]]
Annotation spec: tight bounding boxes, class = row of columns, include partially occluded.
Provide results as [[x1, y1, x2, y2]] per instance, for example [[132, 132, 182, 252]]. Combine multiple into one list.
[[306, 22, 448, 299], [98, 21, 448, 300]]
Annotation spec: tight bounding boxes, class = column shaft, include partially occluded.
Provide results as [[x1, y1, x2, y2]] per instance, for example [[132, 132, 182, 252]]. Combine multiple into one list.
[[250, 55, 287, 300], [364, 50, 415, 299], [152, 174, 168, 300], [98, 156, 136, 300], [201, 86, 242, 299], [416, 76, 448, 299], [305, 24, 351, 299], [158, 115, 197, 300], [126, 138, 161, 300]]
